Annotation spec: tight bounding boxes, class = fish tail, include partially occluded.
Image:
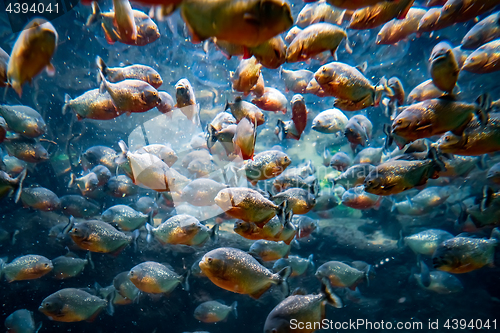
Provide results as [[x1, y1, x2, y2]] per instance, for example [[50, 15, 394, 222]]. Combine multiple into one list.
[[320, 277, 343, 308], [276, 200, 290, 225], [95, 56, 107, 78], [490, 228, 500, 244], [206, 124, 218, 149], [98, 70, 108, 94], [383, 123, 393, 151], [105, 289, 115, 316], [418, 260, 431, 288], [454, 202, 469, 231], [274, 266, 291, 296], [210, 223, 219, 243], [68, 173, 76, 188], [181, 269, 190, 291], [231, 301, 238, 319], [115, 140, 128, 165], [481, 185, 495, 211], [13, 168, 26, 204], [145, 222, 154, 243], [308, 254, 315, 269], [276, 119, 286, 141], [131, 229, 140, 252], [62, 94, 72, 115], [10, 230, 19, 246], [427, 147, 446, 173], [59, 216, 75, 239], [86, 1, 102, 26], [475, 93, 492, 126], [86, 251, 94, 270]]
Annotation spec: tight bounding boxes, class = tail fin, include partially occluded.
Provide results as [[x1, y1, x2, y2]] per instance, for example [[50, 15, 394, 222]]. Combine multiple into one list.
[[86, 251, 94, 270], [181, 269, 190, 291], [98, 70, 108, 94], [231, 301, 238, 319], [321, 277, 343, 308], [59, 216, 75, 239], [115, 140, 129, 165], [62, 94, 72, 115], [145, 223, 154, 243], [275, 266, 291, 296], [13, 168, 26, 204], [481, 185, 495, 211], [308, 254, 315, 270], [206, 124, 218, 149], [475, 93, 491, 126], [210, 223, 219, 243], [86, 1, 102, 26], [131, 229, 140, 252], [383, 123, 393, 152], [427, 147, 446, 173], [276, 119, 286, 141], [418, 260, 431, 288], [276, 200, 289, 225], [95, 56, 107, 79]]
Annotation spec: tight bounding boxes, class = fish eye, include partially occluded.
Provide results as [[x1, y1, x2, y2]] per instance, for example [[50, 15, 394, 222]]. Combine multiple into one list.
[[397, 119, 403, 125], [207, 257, 213, 263], [322, 67, 327, 72], [44, 263, 49, 267], [272, 329, 278, 333]]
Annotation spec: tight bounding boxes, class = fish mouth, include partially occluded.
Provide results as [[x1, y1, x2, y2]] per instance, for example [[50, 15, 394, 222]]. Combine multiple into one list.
[[430, 53, 448, 63]]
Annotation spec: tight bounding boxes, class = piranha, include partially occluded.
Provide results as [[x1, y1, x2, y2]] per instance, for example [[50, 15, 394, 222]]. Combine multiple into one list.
[[263, 281, 342, 333], [145, 214, 218, 247], [38, 288, 111, 322], [215, 187, 287, 227], [199, 247, 291, 299], [404, 229, 454, 256], [432, 228, 500, 274], [180, 0, 293, 47], [1, 254, 53, 282], [363, 148, 446, 196], [112, 0, 137, 45], [315, 260, 373, 289], [194, 301, 238, 323], [128, 261, 185, 294], [286, 23, 348, 63], [244, 150, 291, 185], [99, 71, 160, 114], [314, 62, 391, 111], [429, 41, 460, 94], [65, 218, 138, 254], [7, 18, 58, 97], [96, 56, 163, 88]]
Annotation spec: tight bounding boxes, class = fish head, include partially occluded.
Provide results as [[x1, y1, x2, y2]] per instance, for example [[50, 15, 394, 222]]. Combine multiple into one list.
[[148, 72, 163, 88], [69, 224, 90, 241], [363, 176, 383, 195], [430, 42, 453, 63], [36, 258, 54, 274], [214, 189, 233, 212], [199, 252, 226, 276], [234, 220, 253, 234], [462, 51, 488, 72], [436, 132, 465, 153], [391, 112, 415, 135], [315, 64, 335, 85], [264, 316, 292, 333], [39, 295, 64, 318], [142, 87, 161, 106]]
